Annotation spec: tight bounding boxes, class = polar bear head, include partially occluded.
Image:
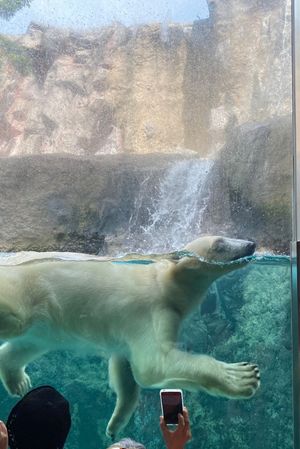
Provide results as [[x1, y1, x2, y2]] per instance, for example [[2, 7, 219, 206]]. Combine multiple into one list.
[[171, 236, 256, 308], [184, 235, 255, 263]]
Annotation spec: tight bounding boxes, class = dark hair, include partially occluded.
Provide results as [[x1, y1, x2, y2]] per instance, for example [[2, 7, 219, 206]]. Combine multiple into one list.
[[6, 385, 71, 449]]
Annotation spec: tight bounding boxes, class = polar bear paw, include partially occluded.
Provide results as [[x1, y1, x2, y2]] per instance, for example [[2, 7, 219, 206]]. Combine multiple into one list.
[[106, 415, 126, 440], [211, 361, 260, 399], [0, 367, 32, 397], [105, 425, 115, 441], [106, 421, 119, 440]]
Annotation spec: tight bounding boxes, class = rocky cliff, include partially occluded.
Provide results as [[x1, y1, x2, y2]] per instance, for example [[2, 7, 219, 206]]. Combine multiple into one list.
[[0, 0, 293, 253], [0, 0, 291, 157]]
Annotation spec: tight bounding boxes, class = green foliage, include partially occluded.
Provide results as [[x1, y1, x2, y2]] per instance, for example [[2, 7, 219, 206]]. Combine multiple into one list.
[[0, 0, 32, 19], [0, 35, 32, 75]]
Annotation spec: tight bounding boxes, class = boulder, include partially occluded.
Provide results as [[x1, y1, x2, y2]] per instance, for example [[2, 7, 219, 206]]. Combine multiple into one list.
[[202, 116, 293, 252]]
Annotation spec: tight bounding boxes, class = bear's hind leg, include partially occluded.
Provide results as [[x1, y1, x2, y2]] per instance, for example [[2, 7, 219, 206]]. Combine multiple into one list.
[[0, 340, 47, 396], [106, 355, 140, 439]]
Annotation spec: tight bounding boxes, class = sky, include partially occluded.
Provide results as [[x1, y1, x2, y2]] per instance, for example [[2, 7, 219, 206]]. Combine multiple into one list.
[[0, 0, 209, 35]]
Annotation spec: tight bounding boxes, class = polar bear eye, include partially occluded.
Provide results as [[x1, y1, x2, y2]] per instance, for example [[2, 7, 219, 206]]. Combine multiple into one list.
[[213, 238, 226, 253]]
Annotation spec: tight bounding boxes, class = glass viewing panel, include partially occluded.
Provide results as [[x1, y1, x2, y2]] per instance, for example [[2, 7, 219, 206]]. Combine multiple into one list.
[[0, 1, 293, 449]]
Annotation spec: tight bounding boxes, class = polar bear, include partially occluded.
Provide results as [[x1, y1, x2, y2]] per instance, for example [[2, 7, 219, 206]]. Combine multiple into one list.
[[0, 235, 259, 438]]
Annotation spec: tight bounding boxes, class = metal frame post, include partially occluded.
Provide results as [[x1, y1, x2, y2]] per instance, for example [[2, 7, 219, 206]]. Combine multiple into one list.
[[292, 1, 300, 447]]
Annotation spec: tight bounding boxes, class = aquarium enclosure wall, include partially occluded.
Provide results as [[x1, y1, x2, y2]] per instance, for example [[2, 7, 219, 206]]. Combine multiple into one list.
[[0, 1, 296, 449]]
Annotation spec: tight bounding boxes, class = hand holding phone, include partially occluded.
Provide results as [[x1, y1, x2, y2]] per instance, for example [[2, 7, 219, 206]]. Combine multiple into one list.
[[160, 404, 192, 449], [160, 389, 184, 425]]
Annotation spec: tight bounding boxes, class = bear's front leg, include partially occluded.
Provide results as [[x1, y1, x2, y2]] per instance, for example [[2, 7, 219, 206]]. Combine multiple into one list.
[[0, 340, 47, 396], [106, 355, 140, 439], [131, 347, 260, 399]]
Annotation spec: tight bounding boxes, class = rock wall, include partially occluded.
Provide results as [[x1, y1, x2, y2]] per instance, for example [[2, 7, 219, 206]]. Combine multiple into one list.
[[0, 0, 291, 157], [0, 153, 188, 252], [202, 115, 293, 252]]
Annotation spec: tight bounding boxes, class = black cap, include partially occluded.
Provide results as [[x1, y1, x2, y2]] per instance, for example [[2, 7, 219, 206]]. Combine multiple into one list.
[[6, 386, 71, 449]]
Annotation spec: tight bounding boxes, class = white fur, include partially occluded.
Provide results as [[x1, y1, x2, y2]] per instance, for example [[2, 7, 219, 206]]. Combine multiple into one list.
[[0, 235, 259, 437]]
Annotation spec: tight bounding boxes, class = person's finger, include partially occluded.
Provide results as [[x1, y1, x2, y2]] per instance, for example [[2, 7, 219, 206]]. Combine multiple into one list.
[[0, 422, 7, 438], [160, 416, 168, 434], [177, 413, 185, 429], [182, 407, 189, 421], [159, 416, 165, 428], [0, 422, 8, 449], [182, 408, 190, 428]]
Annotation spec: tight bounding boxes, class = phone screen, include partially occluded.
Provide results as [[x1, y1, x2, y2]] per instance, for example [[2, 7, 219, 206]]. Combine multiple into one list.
[[161, 391, 183, 425]]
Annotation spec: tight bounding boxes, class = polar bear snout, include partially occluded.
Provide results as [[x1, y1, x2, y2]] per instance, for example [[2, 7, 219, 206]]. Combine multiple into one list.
[[231, 239, 256, 260]]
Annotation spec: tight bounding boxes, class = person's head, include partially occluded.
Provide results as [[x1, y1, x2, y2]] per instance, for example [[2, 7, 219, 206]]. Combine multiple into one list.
[[107, 437, 146, 449], [6, 385, 71, 449]]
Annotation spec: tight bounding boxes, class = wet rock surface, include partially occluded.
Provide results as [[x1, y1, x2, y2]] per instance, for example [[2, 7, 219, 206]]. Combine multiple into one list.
[[0, 153, 189, 252], [0, 120, 292, 254], [202, 116, 293, 253]]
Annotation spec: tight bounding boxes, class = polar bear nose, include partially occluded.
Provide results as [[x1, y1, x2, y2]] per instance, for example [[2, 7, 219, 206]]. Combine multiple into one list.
[[246, 241, 256, 255]]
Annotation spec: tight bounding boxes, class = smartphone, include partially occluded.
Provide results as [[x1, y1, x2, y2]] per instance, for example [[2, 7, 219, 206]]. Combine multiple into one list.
[[160, 389, 184, 425]]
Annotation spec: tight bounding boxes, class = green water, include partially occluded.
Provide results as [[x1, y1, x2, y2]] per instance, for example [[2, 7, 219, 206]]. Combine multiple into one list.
[[0, 256, 292, 449]]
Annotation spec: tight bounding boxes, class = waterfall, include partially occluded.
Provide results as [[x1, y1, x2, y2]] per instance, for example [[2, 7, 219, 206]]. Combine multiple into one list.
[[121, 158, 213, 254]]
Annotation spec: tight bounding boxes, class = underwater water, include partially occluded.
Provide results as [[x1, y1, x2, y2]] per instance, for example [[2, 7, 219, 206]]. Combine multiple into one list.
[[0, 254, 292, 449]]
